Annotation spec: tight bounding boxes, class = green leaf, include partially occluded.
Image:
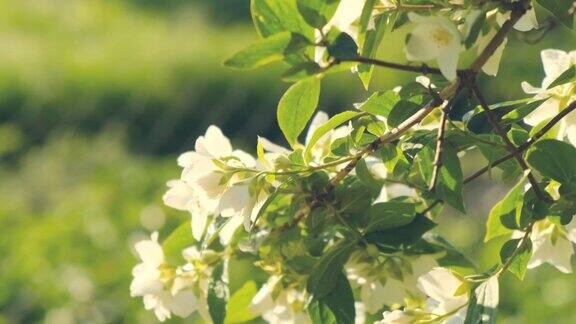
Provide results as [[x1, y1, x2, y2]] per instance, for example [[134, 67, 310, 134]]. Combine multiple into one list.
[[547, 66, 576, 89], [464, 276, 499, 324], [358, 90, 401, 117], [365, 214, 437, 252], [355, 158, 383, 189], [304, 111, 360, 163], [225, 281, 258, 324], [534, 0, 574, 29], [297, 0, 341, 28], [464, 10, 487, 48], [277, 78, 321, 147], [526, 139, 576, 184], [162, 220, 194, 265], [307, 238, 356, 298], [501, 99, 547, 123], [415, 144, 465, 213], [282, 61, 324, 82], [308, 272, 355, 324], [365, 201, 416, 233], [251, 0, 314, 38], [423, 233, 476, 272], [387, 100, 422, 128], [357, 12, 393, 89], [224, 32, 295, 70], [327, 33, 358, 61], [500, 238, 533, 280], [485, 176, 527, 242], [208, 261, 229, 324]]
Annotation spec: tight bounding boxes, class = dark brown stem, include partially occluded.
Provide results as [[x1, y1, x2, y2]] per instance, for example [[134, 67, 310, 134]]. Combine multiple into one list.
[[429, 100, 454, 191], [464, 100, 576, 184], [469, 82, 548, 201], [340, 56, 469, 76]]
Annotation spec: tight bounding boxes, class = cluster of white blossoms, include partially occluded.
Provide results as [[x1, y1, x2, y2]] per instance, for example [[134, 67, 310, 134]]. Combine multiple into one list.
[[374, 267, 473, 324], [130, 0, 576, 318], [345, 246, 438, 315], [130, 232, 213, 322], [522, 49, 576, 144]]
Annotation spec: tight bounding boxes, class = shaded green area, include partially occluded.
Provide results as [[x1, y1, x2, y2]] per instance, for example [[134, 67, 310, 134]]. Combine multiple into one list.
[[1, 0, 576, 323]]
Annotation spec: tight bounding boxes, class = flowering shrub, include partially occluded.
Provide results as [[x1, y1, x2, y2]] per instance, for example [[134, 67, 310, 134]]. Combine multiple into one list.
[[130, 0, 576, 323]]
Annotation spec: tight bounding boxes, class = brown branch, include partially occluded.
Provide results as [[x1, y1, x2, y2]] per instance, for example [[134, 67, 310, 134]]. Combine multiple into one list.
[[468, 1, 529, 74], [340, 56, 469, 76], [429, 99, 455, 191], [469, 82, 548, 201], [278, 1, 531, 229], [465, 100, 576, 184]]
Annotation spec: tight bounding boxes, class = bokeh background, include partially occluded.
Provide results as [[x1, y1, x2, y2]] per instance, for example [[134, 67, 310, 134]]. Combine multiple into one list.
[[1, 0, 575, 323]]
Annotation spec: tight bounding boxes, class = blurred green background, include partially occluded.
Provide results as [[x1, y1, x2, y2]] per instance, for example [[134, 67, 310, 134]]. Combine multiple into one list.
[[1, 0, 575, 323]]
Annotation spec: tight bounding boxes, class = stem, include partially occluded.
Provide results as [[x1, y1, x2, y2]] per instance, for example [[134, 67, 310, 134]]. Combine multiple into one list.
[[340, 56, 468, 76], [424, 100, 576, 215], [469, 82, 548, 202], [497, 223, 533, 276], [468, 0, 529, 74], [429, 100, 453, 191]]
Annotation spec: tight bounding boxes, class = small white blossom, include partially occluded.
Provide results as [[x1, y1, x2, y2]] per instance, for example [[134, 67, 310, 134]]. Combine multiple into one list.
[[405, 13, 462, 81], [522, 49, 576, 144], [130, 233, 198, 322], [417, 267, 468, 324], [496, 5, 538, 32], [346, 250, 437, 314], [375, 310, 415, 324], [514, 219, 576, 273], [250, 276, 311, 324]]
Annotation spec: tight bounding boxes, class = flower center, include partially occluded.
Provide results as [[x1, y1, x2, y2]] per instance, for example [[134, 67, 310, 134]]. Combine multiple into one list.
[[430, 26, 452, 47]]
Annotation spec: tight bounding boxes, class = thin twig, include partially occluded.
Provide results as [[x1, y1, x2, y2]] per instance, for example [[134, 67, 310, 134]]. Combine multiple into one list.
[[469, 0, 529, 73], [469, 82, 548, 201], [429, 99, 454, 191], [464, 100, 576, 184], [278, 1, 530, 229], [340, 56, 468, 76]]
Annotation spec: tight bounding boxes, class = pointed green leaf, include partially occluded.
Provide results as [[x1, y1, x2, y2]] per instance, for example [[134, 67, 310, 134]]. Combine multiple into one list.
[[251, 0, 314, 38], [304, 110, 360, 162], [308, 272, 355, 324], [526, 139, 576, 184], [277, 78, 321, 147], [365, 201, 416, 233], [224, 32, 294, 70], [297, 0, 341, 28], [500, 238, 533, 280], [307, 238, 356, 298], [225, 281, 258, 324], [464, 276, 499, 324], [485, 176, 527, 242]]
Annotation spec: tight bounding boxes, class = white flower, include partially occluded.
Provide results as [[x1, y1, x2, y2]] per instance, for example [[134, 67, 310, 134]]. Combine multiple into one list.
[[405, 13, 462, 81], [163, 180, 217, 240], [315, 0, 367, 65], [476, 29, 507, 76], [515, 219, 576, 273], [179, 126, 255, 199], [496, 6, 538, 32], [346, 253, 437, 314], [375, 310, 415, 324], [250, 276, 311, 324], [417, 267, 468, 324], [521, 49, 576, 144], [165, 126, 262, 240], [130, 233, 198, 322]]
